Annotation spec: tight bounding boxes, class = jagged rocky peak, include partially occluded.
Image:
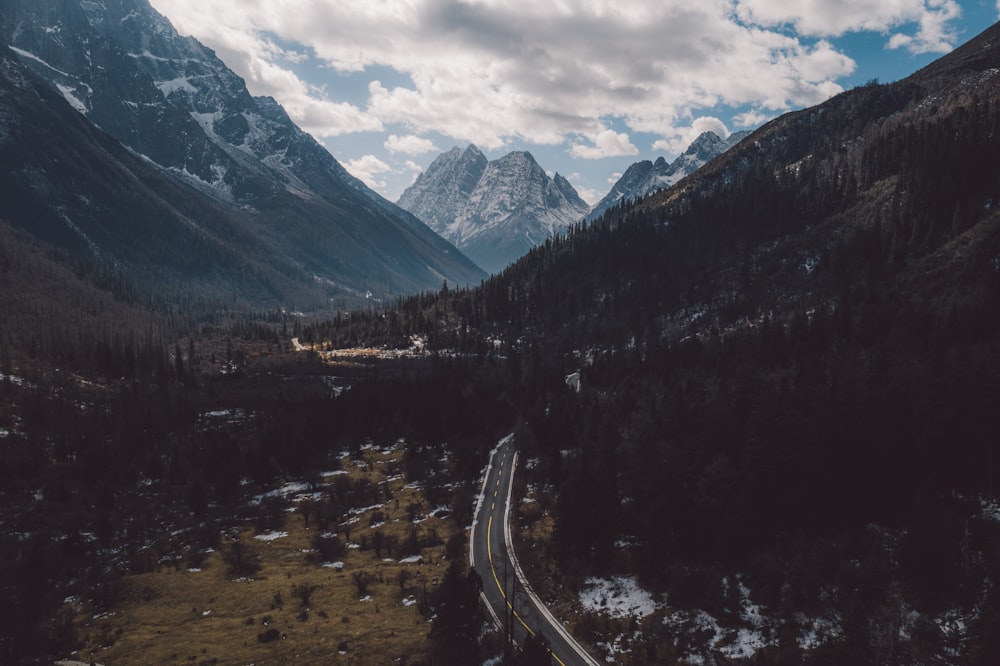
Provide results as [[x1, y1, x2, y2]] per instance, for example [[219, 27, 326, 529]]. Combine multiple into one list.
[[397, 143, 489, 234], [0, 0, 485, 299], [686, 130, 729, 159], [398, 145, 589, 274], [553, 172, 587, 208], [586, 129, 750, 222]]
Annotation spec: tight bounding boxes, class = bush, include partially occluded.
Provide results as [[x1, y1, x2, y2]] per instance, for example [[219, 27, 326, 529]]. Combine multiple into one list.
[[222, 539, 261, 578], [310, 533, 345, 562], [292, 581, 319, 608]]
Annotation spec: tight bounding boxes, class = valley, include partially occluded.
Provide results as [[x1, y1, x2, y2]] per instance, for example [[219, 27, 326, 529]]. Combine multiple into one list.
[[3, 1, 1000, 664]]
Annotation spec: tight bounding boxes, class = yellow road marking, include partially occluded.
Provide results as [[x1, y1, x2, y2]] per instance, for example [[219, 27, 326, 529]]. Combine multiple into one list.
[[486, 515, 568, 666]]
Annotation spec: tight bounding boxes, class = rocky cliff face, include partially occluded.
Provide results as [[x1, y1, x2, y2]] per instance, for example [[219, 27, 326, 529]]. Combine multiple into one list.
[[397, 144, 489, 235], [0, 0, 485, 301], [398, 146, 589, 274], [586, 130, 750, 222]]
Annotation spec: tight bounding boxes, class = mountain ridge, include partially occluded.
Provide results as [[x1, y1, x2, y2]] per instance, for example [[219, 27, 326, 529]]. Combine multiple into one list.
[[585, 129, 749, 223], [315, 23, 1000, 662], [398, 145, 589, 274], [0, 0, 485, 305]]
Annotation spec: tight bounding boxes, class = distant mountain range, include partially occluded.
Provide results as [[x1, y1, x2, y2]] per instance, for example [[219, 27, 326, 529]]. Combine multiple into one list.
[[373, 23, 1000, 663], [585, 130, 749, 223], [397, 145, 589, 274], [398, 132, 748, 274], [0, 0, 485, 307]]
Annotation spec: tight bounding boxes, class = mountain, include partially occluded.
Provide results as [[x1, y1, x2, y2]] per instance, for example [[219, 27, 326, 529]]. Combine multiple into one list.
[[0, 0, 485, 306], [329, 21, 1000, 663], [7, 15, 1000, 666], [585, 130, 749, 222], [396, 144, 489, 233], [398, 145, 589, 274]]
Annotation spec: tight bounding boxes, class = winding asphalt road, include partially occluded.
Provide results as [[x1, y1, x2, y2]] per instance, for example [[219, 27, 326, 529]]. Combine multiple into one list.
[[470, 436, 600, 666]]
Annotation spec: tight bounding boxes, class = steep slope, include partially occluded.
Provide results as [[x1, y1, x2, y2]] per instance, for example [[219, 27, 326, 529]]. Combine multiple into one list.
[[0, 50, 295, 303], [585, 130, 749, 222], [0, 0, 485, 304], [347, 22, 1000, 664], [398, 146, 589, 274], [396, 144, 489, 234]]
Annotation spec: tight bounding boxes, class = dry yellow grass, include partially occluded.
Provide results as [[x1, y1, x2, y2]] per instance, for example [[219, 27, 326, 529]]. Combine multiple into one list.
[[68, 444, 456, 666]]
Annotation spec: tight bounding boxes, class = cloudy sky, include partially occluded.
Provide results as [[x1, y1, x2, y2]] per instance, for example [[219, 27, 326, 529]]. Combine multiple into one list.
[[148, 0, 999, 204]]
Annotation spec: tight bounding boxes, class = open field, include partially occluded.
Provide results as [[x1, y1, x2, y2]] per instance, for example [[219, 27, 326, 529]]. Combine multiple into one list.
[[65, 443, 457, 665]]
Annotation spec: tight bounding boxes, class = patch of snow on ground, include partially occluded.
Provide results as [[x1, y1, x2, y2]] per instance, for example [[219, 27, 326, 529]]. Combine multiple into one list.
[[796, 612, 843, 650], [579, 576, 659, 619], [399, 555, 422, 564], [936, 608, 971, 642], [157, 76, 199, 97], [254, 531, 288, 541], [348, 503, 385, 516], [9, 46, 73, 77], [598, 632, 641, 663], [55, 84, 87, 113], [322, 561, 344, 570], [253, 481, 311, 504], [981, 496, 1000, 522], [715, 580, 774, 658], [718, 626, 768, 660], [0, 372, 25, 387]]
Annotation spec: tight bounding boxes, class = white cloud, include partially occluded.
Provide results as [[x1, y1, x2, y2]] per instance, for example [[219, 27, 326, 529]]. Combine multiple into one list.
[[735, 0, 962, 53], [343, 154, 392, 191], [607, 172, 623, 184], [575, 187, 601, 205], [385, 134, 440, 155], [652, 116, 730, 155], [886, 1, 962, 54], [733, 109, 773, 128], [570, 129, 639, 160], [148, 1, 381, 137], [563, 172, 599, 205], [149, 0, 965, 151]]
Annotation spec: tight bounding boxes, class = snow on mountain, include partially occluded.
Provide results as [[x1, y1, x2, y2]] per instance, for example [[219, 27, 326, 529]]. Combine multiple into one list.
[[398, 146, 590, 274], [1, 0, 485, 298], [586, 130, 750, 222], [397, 144, 488, 235]]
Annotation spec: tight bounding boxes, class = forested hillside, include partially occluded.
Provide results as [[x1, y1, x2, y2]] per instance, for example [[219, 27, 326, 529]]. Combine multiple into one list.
[[297, 23, 1000, 664], [5, 12, 1000, 666]]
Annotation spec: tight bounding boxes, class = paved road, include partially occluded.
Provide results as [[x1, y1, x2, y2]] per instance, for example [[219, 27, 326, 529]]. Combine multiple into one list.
[[470, 436, 600, 666]]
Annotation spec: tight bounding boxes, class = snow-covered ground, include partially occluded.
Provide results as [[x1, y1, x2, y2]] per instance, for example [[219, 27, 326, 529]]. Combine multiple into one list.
[[579, 576, 659, 619], [574, 573, 853, 663], [253, 530, 288, 542]]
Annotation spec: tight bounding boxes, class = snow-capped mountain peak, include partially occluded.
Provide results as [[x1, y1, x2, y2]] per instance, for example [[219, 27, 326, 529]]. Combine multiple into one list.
[[1, 0, 484, 298], [398, 146, 589, 274], [587, 130, 750, 222]]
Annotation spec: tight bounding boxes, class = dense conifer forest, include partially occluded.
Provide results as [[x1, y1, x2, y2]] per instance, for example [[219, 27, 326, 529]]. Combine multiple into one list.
[[4, 20, 1000, 666]]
